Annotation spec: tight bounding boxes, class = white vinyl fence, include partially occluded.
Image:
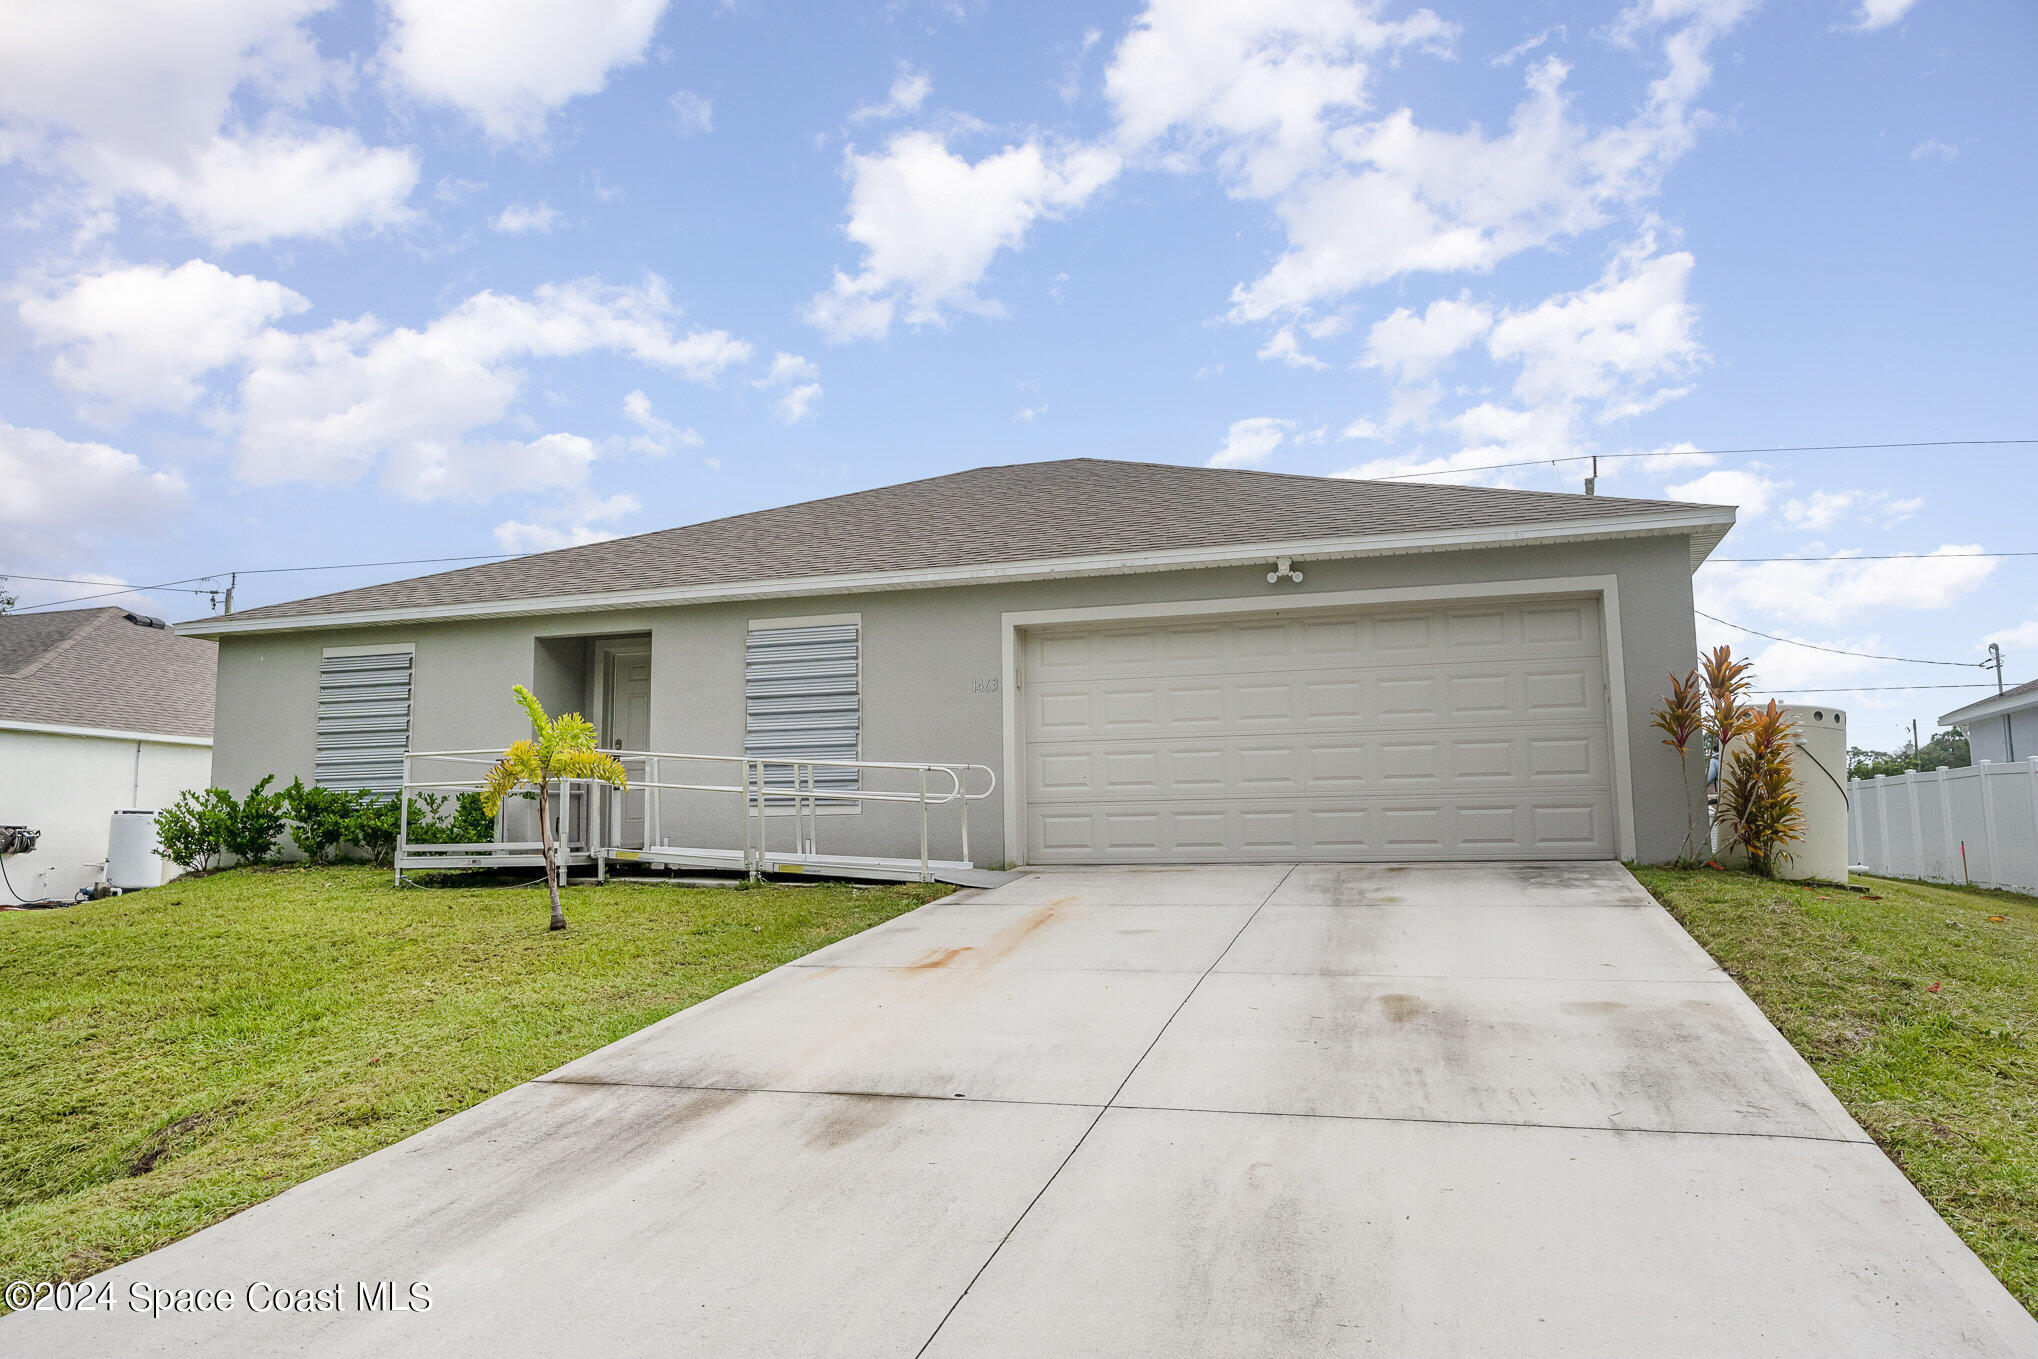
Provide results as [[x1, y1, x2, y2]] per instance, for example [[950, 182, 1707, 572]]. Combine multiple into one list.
[[1848, 758, 2038, 895]]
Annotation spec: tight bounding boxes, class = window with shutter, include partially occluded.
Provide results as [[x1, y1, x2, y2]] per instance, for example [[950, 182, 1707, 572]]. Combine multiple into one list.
[[744, 620, 859, 802], [315, 649, 413, 795]]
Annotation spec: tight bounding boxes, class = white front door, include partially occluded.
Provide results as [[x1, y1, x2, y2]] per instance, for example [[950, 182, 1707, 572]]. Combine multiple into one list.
[[602, 647, 653, 847], [1020, 596, 1619, 864]]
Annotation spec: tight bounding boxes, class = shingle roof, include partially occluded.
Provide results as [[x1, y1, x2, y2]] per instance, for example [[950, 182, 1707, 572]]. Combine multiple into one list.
[[1940, 676, 2038, 725], [0, 608, 215, 740], [199, 457, 1734, 630]]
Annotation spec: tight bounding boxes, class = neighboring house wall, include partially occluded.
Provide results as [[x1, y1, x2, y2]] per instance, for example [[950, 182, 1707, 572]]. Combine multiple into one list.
[[210, 535, 1704, 865], [0, 726, 213, 901], [1965, 708, 2038, 765]]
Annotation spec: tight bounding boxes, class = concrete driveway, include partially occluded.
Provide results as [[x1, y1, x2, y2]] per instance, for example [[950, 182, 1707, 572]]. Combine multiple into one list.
[[9, 863, 2036, 1357]]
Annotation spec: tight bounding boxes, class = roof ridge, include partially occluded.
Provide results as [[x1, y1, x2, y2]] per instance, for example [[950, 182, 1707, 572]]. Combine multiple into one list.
[[1072, 454, 1720, 510], [0, 608, 118, 679]]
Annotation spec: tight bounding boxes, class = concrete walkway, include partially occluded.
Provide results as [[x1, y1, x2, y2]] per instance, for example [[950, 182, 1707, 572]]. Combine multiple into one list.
[[8, 863, 2036, 1356]]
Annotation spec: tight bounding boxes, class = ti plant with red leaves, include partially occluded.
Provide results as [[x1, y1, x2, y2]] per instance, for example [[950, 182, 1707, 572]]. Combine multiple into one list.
[[1650, 668, 1705, 864], [1714, 699, 1807, 876]]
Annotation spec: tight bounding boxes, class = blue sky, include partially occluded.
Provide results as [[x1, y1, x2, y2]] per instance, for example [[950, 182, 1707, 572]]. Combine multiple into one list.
[[2, 0, 2032, 750]]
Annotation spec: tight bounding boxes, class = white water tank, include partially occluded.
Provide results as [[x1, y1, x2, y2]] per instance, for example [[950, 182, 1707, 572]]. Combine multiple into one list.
[[1718, 705, 1850, 882], [107, 810, 161, 890]]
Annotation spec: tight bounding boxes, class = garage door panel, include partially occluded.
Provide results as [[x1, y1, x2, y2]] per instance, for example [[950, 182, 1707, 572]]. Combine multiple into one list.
[[1027, 728, 1609, 802], [1024, 797, 1614, 863], [1027, 610, 1602, 682], [1022, 598, 1617, 862]]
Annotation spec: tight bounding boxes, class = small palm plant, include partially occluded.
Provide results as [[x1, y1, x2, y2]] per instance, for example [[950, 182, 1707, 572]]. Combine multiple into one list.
[[481, 685, 627, 932], [1650, 668, 1704, 863]]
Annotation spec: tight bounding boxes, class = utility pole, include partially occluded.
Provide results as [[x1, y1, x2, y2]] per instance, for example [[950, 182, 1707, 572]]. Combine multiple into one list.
[[1912, 718, 1921, 762], [1582, 455, 1598, 496], [223, 572, 236, 614], [1986, 643, 2013, 761]]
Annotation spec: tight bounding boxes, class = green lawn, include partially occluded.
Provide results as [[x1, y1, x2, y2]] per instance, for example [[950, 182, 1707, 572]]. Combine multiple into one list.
[[1633, 866, 2038, 1314], [0, 866, 947, 1296]]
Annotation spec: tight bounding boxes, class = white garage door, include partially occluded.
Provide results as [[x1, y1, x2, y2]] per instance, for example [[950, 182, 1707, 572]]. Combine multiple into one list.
[[1021, 596, 1619, 863]]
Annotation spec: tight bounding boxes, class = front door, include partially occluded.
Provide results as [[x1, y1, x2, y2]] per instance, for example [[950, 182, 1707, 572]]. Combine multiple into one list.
[[602, 647, 653, 847]]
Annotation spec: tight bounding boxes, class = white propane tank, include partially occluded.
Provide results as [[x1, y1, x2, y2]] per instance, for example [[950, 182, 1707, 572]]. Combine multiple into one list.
[[1717, 705, 1850, 882], [107, 809, 162, 890]]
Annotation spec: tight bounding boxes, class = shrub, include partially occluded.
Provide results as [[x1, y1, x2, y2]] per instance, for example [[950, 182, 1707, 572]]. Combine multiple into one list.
[[1715, 701, 1807, 875], [349, 792, 467, 867], [156, 788, 235, 873], [222, 774, 287, 866], [449, 792, 496, 844], [280, 778, 366, 865]]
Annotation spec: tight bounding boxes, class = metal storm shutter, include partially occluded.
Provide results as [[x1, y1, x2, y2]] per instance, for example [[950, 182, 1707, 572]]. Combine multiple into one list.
[[745, 623, 860, 796], [315, 651, 414, 795]]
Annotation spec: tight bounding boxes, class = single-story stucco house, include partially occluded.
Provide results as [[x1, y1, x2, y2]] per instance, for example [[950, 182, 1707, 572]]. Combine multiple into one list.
[[181, 459, 1736, 869], [1940, 677, 2037, 765], [0, 607, 216, 900]]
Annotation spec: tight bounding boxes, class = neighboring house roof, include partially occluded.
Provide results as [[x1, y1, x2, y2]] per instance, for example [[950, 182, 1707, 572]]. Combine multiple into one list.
[[1940, 677, 2038, 727], [0, 608, 216, 741], [182, 457, 1737, 637]]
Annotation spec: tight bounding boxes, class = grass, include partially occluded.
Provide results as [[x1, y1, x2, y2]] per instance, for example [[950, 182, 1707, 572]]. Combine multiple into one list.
[[0, 865, 947, 1296], [1633, 865, 2038, 1314]]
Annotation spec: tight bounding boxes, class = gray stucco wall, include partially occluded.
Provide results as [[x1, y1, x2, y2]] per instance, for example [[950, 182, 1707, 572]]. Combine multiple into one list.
[[210, 535, 1705, 865], [1963, 707, 2038, 765]]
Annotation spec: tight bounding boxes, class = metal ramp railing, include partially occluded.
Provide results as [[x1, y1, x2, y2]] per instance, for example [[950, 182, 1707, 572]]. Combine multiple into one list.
[[394, 748, 995, 885]]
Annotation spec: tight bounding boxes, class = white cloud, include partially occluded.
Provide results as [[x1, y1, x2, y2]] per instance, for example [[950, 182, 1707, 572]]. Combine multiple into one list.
[[1984, 619, 2038, 653], [1910, 138, 1957, 162], [620, 389, 702, 456], [1208, 415, 1292, 468], [803, 131, 1120, 341], [1667, 468, 1783, 517], [1106, 0, 1457, 200], [0, 0, 331, 159], [235, 276, 750, 495], [1852, 0, 1917, 32], [492, 490, 642, 553], [1359, 293, 1492, 383], [1697, 548, 1998, 627], [106, 127, 418, 246], [669, 90, 714, 137], [22, 264, 751, 503], [1203, 0, 1751, 322], [773, 383, 823, 424], [492, 200, 563, 233], [762, 351, 820, 386], [1013, 402, 1048, 423], [1257, 326, 1326, 369], [755, 351, 822, 423], [0, 3, 418, 244], [1492, 25, 1565, 67], [1779, 488, 1926, 532], [1485, 238, 1699, 409], [20, 259, 309, 413], [381, 0, 669, 142], [1340, 416, 1385, 440], [0, 422, 188, 564], [850, 67, 932, 123]]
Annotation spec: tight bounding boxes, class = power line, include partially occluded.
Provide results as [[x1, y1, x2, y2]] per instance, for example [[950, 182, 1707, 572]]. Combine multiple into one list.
[[0, 571, 212, 590], [229, 553, 521, 576], [5, 553, 523, 614], [8, 574, 226, 613], [1372, 438, 2038, 482], [1710, 551, 2038, 563], [1752, 684, 2002, 693], [1696, 610, 1984, 668]]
